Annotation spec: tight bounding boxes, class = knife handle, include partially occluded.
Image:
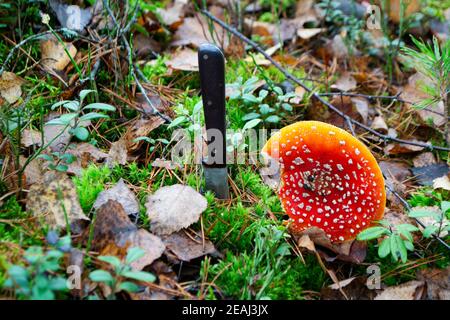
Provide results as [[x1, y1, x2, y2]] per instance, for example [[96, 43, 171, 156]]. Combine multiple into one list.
[[198, 43, 226, 168]]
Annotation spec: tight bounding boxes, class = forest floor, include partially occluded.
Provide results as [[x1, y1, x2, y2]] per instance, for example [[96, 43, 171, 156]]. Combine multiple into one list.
[[0, 0, 449, 300]]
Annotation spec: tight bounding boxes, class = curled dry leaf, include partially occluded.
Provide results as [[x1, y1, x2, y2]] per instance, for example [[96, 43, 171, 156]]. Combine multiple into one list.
[[374, 280, 425, 300], [123, 116, 165, 153], [371, 116, 388, 133], [65, 142, 108, 176], [40, 35, 78, 71], [412, 152, 437, 168], [331, 72, 357, 92], [155, 0, 186, 28], [26, 172, 89, 229], [0, 71, 25, 104], [88, 200, 165, 271], [21, 129, 42, 147], [162, 230, 219, 262], [166, 48, 198, 71], [433, 174, 450, 191], [93, 179, 140, 217], [384, 140, 425, 155], [145, 184, 207, 235]]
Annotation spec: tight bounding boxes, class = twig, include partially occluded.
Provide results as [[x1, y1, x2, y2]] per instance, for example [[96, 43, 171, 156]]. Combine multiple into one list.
[[200, 9, 450, 152], [103, 0, 171, 123]]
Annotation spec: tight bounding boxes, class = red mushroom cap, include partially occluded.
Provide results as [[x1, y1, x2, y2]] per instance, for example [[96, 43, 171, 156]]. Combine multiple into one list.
[[262, 121, 386, 243]]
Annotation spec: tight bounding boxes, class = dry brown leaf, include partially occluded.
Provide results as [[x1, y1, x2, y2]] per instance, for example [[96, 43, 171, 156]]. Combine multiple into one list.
[[401, 73, 446, 127], [331, 72, 357, 92], [89, 200, 165, 271], [106, 139, 128, 168], [145, 184, 207, 235], [93, 179, 139, 216], [166, 48, 198, 71], [374, 280, 425, 300], [379, 0, 421, 23], [49, 0, 92, 31], [43, 124, 71, 152], [384, 140, 425, 155], [123, 117, 165, 153], [379, 161, 412, 203], [417, 266, 450, 300], [351, 97, 369, 124], [21, 129, 42, 147], [321, 276, 376, 300], [27, 172, 89, 229], [171, 14, 229, 49], [433, 174, 450, 191], [155, 0, 186, 27], [297, 28, 323, 39], [412, 152, 437, 168], [162, 230, 219, 262], [0, 71, 24, 104], [20, 155, 44, 187], [371, 116, 388, 133], [151, 158, 181, 170], [64, 143, 108, 175], [40, 35, 78, 71]]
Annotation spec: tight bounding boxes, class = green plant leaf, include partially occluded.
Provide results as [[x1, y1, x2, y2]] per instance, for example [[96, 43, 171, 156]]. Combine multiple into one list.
[[125, 247, 145, 264], [265, 115, 280, 123], [378, 238, 390, 258], [79, 112, 109, 122], [408, 208, 439, 219], [72, 127, 89, 141], [422, 225, 438, 238], [89, 270, 114, 283], [83, 103, 116, 112], [79, 89, 96, 100], [441, 201, 450, 214], [242, 112, 260, 121], [118, 281, 139, 293], [356, 226, 388, 241], [243, 119, 262, 131], [122, 271, 156, 283], [98, 256, 122, 270], [167, 116, 187, 129]]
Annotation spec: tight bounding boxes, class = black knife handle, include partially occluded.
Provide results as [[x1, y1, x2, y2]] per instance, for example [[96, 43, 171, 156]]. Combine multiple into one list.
[[198, 43, 226, 168]]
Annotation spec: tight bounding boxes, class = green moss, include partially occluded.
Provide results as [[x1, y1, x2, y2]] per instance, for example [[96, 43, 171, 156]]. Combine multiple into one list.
[[73, 165, 112, 213]]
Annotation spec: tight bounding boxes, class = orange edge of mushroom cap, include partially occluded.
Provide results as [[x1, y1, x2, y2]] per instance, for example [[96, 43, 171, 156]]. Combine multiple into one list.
[[262, 121, 386, 243]]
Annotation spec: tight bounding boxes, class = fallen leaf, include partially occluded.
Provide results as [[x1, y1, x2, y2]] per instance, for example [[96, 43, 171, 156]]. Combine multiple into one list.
[[40, 35, 78, 71], [171, 14, 229, 49], [93, 179, 140, 217], [27, 172, 89, 229], [20, 155, 44, 187], [321, 277, 376, 300], [155, 0, 186, 28], [382, 0, 421, 23], [379, 161, 412, 203], [145, 184, 207, 235], [411, 164, 449, 186], [297, 28, 324, 39], [433, 174, 450, 191], [166, 48, 198, 72], [106, 139, 128, 168], [151, 158, 181, 170], [88, 200, 165, 271], [21, 129, 42, 147], [65, 142, 108, 175], [417, 266, 450, 300], [162, 230, 219, 262], [413, 206, 449, 238], [412, 152, 437, 168], [371, 116, 388, 133], [43, 124, 72, 152], [331, 73, 357, 92], [0, 71, 24, 104], [374, 280, 425, 300], [351, 97, 369, 124], [123, 117, 165, 153], [49, 0, 92, 31], [384, 140, 425, 155], [401, 73, 446, 127]]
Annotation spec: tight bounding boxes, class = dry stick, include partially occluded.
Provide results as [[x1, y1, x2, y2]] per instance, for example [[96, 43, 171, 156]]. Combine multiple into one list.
[[103, 0, 171, 123], [318, 92, 450, 120], [201, 9, 450, 152], [200, 10, 450, 251]]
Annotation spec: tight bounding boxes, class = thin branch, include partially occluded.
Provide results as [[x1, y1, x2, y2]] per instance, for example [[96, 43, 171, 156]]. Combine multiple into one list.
[[201, 9, 450, 152]]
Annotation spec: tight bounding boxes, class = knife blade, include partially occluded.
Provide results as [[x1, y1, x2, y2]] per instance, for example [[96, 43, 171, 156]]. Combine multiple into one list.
[[198, 43, 229, 199]]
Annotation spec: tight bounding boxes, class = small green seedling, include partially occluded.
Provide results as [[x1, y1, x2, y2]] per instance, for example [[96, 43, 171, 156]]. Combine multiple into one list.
[[357, 220, 419, 263], [89, 247, 156, 299], [409, 201, 450, 238]]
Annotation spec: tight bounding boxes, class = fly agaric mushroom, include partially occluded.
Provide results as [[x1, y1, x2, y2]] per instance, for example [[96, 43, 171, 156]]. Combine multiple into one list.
[[262, 121, 386, 243]]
